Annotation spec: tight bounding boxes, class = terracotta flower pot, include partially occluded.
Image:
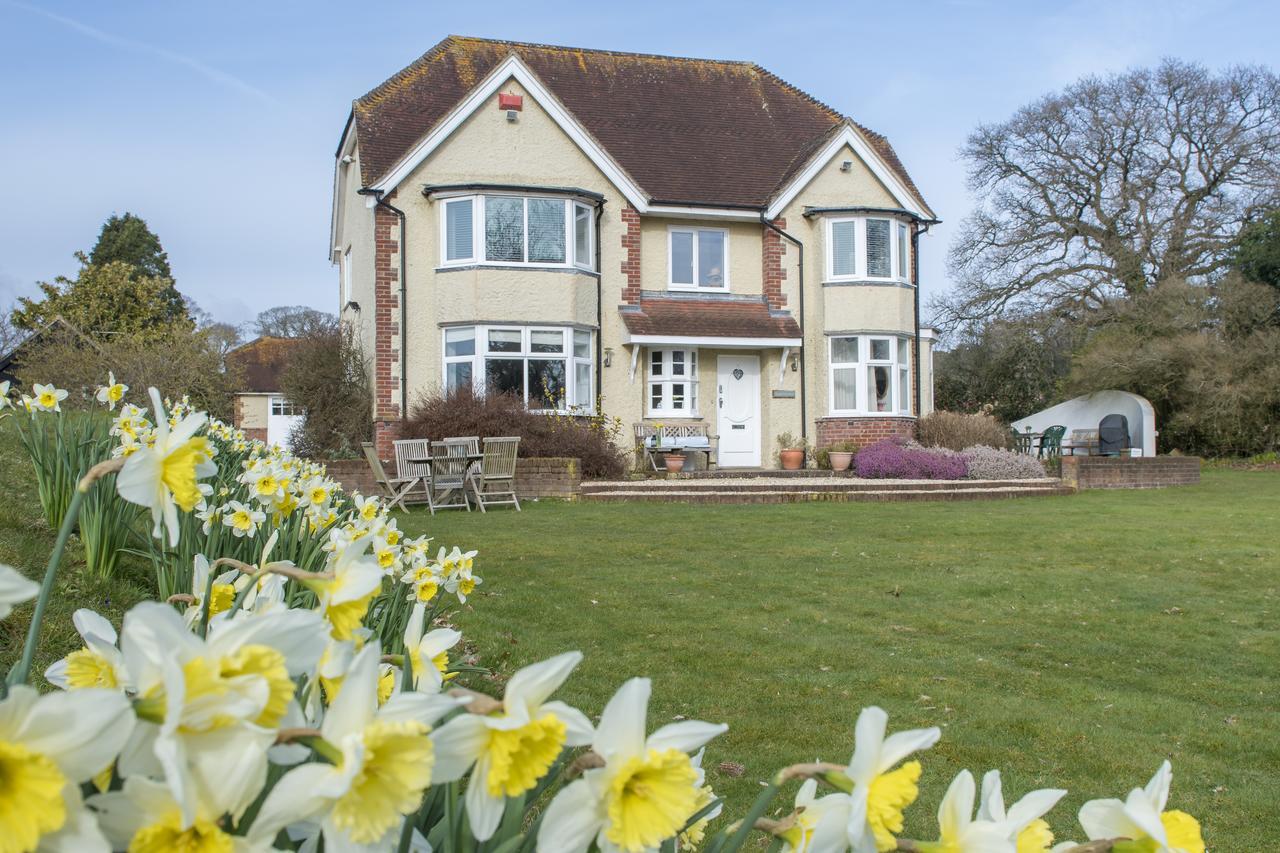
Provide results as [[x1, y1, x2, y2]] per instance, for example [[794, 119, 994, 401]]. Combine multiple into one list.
[[664, 453, 686, 473], [829, 451, 854, 471], [779, 449, 805, 470]]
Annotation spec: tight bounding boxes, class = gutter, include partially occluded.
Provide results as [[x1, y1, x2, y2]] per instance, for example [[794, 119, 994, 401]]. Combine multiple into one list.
[[593, 197, 606, 413], [911, 220, 935, 418], [802, 205, 941, 226], [422, 183, 605, 202], [358, 188, 408, 421], [759, 216, 807, 452]]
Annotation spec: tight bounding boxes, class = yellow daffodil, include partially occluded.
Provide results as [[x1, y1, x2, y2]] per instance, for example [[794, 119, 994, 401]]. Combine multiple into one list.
[[31, 382, 69, 412], [976, 769, 1066, 853], [307, 536, 383, 641], [116, 388, 217, 546], [222, 500, 266, 538], [89, 774, 277, 852], [913, 770, 1022, 853], [537, 676, 726, 853], [1078, 761, 1205, 853], [0, 562, 39, 620], [778, 777, 851, 852], [44, 608, 130, 692], [181, 555, 240, 627], [95, 372, 128, 410], [402, 602, 461, 692]]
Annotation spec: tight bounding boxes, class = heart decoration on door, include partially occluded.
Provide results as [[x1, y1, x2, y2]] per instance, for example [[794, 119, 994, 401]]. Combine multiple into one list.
[[732, 368, 744, 380]]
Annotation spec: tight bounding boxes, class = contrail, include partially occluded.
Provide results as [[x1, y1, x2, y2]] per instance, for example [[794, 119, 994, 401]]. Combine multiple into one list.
[[4, 1, 274, 103]]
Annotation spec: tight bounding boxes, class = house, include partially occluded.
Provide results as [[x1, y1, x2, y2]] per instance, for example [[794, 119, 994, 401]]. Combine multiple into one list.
[[226, 336, 304, 445], [333, 36, 938, 466]]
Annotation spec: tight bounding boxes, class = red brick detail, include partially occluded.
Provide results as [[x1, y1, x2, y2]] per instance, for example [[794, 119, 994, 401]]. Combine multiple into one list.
[[374, 419, 404, 462], [815, 416, 915, 449], [1059, 456, 1200, 490], [373, 203, 401, 422], [762, 217, 787, 309], [242, 428, 267, 443], [620, 204, 642, 304]]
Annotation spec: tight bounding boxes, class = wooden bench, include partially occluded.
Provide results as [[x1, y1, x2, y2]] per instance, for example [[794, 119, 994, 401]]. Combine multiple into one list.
[[633, 423, 717, 471]]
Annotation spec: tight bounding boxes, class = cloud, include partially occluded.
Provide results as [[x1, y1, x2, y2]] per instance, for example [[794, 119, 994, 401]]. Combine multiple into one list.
[[4, 0, 273, 103]]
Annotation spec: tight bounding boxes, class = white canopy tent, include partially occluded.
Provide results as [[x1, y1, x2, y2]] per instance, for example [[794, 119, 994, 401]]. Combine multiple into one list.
[[1011, 390, 1157, 457]]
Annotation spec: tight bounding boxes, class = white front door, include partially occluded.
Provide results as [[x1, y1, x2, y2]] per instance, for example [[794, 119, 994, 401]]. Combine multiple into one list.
[[267, 396, 302, 447], [717, 355, 761, 467]]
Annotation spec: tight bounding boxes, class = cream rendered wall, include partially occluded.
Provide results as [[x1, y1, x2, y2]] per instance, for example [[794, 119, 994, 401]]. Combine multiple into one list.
[[336, 146, 377, 376], [238, 393, 269, 431], [638, 219, 762, 295]]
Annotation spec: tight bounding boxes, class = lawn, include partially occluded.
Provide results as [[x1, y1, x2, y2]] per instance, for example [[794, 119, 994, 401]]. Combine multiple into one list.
[[2, 421, 1276, 848]]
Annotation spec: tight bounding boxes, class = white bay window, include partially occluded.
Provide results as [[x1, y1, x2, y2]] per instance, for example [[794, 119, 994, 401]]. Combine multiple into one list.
[[825, 216, 911, 283], [440, 195, 594, 269], [648, 348, 698, 416], [444, 325, 593, 412], [828, 335, 911, 415]]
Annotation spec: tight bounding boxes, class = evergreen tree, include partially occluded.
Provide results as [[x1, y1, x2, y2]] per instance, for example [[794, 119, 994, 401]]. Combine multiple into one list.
[[87, 212, 185, 321]]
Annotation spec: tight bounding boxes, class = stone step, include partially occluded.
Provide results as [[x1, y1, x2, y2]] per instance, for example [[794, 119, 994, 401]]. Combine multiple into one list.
[[582, 478, 1060, 494], [581, 485, 1074, 504]]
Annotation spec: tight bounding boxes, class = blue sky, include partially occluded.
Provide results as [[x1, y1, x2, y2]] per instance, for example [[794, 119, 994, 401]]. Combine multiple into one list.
[[2, 0, 1277, 327]]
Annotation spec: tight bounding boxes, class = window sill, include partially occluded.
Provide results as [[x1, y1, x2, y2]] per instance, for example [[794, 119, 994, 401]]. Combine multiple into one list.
[[645, 413, 702, 420], [436, 263, 600, 277], [667, 285, 729, 294], [825, 412, 916, 419], [822, 278, 914, 288]]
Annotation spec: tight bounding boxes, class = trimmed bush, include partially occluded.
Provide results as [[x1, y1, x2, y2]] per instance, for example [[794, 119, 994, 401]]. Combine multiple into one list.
[[917, 410, 1011, 451], [406, 388, 626, 479], [960, 444, 1047, 480], [854, 439, 968, 480]]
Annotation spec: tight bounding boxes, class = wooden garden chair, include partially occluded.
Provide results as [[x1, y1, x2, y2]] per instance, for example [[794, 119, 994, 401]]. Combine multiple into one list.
[[469, 436, 521, 512], [429, 440, 472, 512], [360, 442, 418, 512], [392, 438, 433, 508]]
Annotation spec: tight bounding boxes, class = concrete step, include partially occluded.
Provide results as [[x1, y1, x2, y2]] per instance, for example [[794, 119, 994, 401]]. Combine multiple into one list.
[[582, 485, 1074, 504], [582, 478, 1060, 494]]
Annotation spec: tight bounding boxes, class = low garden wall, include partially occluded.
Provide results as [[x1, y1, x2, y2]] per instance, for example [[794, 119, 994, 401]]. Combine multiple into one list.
[[1060, 456, 1201, 490], [320, 456, 582, 501]]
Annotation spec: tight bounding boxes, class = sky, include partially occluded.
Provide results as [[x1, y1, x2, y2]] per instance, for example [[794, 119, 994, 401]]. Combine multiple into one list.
[[2, 0, 1277, 329]]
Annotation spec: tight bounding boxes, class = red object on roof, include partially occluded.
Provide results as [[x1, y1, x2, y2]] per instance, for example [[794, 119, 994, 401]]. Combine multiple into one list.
[[620, 296, 801, 340], [498, 92, 523, 111]]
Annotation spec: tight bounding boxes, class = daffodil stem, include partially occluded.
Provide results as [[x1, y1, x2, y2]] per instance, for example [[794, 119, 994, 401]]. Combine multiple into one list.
[[720, 780, 781, 852], [6, 485, 87, 686]]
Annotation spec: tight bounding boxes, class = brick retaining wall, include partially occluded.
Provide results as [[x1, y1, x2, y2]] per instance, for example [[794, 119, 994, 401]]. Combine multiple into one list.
[[320, 456, 582, 501], [816, 416, 915, 448], [1059, 456, 1200, 490]]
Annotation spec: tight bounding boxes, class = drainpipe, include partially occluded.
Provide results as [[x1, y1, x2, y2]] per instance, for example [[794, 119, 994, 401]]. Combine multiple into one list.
[[358, 188, 407, 421], [594, 198, 606, 414], [760, 216, 806, 448], [911, 221, 933, 418]]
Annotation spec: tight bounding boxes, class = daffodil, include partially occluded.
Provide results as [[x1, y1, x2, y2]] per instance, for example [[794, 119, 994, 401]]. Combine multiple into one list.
[[0, 379, 11, 408], [44, 609, 130, 691], [0, 562, 39, 620], [1077, 761, 1204, 853], [116, 388, 217, 546], [95, 372, 128, 411], [223, 500, 266, 538], [0, 685, 134, 852], [308, 536, 383, 641], [912, 770, 1019, 853], [679, 748, 721, 849], [976, 770, 1065, 852], [31, 382, 69, 412], [536, 676, 727, 853], [253, 642, 461, 850], [778, 778, 852, 853], [433, 651, 595, 841], [402, 602, 461, 692], [182, 555, 240, 627]]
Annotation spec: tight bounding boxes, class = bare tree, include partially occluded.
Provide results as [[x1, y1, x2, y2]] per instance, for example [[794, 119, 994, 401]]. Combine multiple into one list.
[[254, 305, 336, 339], [939, 59, 1280, 328]]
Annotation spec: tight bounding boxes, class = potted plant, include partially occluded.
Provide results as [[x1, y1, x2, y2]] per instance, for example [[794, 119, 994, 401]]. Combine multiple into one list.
[[775, 432, 808, 470], [826, 440, 859, 471], [664, 450, 687, 473]]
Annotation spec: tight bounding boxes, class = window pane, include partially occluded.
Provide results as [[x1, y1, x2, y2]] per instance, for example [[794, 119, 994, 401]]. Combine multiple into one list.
[[866, 218, 891, 277], [445, 199, 473, 261], [528, 198, 566, 263], [528, 359, 566, 409], [650, 350, 664, 376], [697, 230, 725, 287], [671, 231, 694, 284], [897, 223, 908, 279], [688, 380, 698, 412], [832, 221, 856, 277], [898, 338, 910, 364], [531, 329, 564, 354], [871, 338, 891, 361], [670, 382, 685, 409], [575, 362, 591, 406], [869, 365, 891, 411], [574, 204, 591, 266], [670, 350, 685, 376], [445, 327, 475, 357], [488, 329, 521, 353], [446, 362, 473, 394], [574, 330, 590, 359], [485, 358, 525, 398], [833, 366, 857, 411], [650, 383, 664, 410], [689, 350, 697, 371], [831, 336, 858, 363], [485, 197, 524, 262], [899, 366, 910, 414]]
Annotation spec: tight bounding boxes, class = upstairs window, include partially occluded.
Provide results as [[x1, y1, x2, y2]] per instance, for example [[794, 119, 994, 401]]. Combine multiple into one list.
[[669, 227, 728, 290], [441, 195, 594, 269], [826, 216, 911, 282]]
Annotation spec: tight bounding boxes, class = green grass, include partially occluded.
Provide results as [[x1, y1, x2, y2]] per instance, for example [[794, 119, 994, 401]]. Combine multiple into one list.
[[399, 472, 1279, 849]]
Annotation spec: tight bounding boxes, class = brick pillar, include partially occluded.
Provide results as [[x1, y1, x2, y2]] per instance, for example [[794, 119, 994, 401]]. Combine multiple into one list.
[[620, 204, 641, 304], [762, 217, 787, 309], [373, 201, 402, 457]]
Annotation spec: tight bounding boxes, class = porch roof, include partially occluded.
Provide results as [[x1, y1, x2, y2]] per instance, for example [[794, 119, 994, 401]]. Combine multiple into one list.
[[619, 295, 801, 347]]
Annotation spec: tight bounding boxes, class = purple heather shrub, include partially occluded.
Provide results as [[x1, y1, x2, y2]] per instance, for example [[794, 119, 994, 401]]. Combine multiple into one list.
[[854, 439, 968, 480]]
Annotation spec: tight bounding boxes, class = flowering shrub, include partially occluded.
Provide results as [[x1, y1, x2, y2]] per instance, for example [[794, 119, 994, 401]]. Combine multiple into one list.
[[961, 444, 1048, 479], [855, 438, 969, 479], [0, 378, 1208, 852]]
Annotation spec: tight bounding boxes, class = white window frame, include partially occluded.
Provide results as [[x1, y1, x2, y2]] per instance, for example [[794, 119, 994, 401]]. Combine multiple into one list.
[[647, 348, 699, 417], [667, 226, 730, 292], [825, 216, 911, 283], [827, 334, 912, 416], [440, 325, 595, 414], [439, 194, 595, 271], [340, 247, 352, 305], [269, 396, 300, 417]]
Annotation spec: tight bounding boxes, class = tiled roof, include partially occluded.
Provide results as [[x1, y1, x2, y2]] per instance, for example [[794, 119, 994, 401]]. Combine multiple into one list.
[[351, 36, 927, 211], [226, 336, 303, 394], [620, 295, 801, 340]]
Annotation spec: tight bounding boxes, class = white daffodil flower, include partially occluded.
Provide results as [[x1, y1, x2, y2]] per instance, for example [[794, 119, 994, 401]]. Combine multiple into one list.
[[90, 775, 283, 851], [0, 562, 39, 620], [0, 685, 135, 852], [116, 388, 217, 546], [1077, 761, 1205, 853], [117, 601, 328, 827], [309, 535, 384, 642], [223, 500, 267, 538], [779, 778, 852, 853], [44, 609, 130, 691], [977, 769, 1066, 852], [678, 748, 721, 849], [253, 642, 462, 852], [917, 770, 1018, 852], [432, 651, 595, 841], [31, 383, 69, 412], [536, 676, 727, 853], [183, 554, 240, 627], [0, 378, 11, 407], [402, 602, 461, 692], [95, 372, 128, 411]]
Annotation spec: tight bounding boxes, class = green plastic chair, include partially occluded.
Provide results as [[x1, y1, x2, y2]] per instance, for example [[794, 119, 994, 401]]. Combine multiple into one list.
[[1038, 425, 1067, 458]]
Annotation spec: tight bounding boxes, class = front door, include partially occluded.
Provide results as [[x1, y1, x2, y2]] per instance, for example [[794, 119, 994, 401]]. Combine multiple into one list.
[[717, 355, 761, 467]]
